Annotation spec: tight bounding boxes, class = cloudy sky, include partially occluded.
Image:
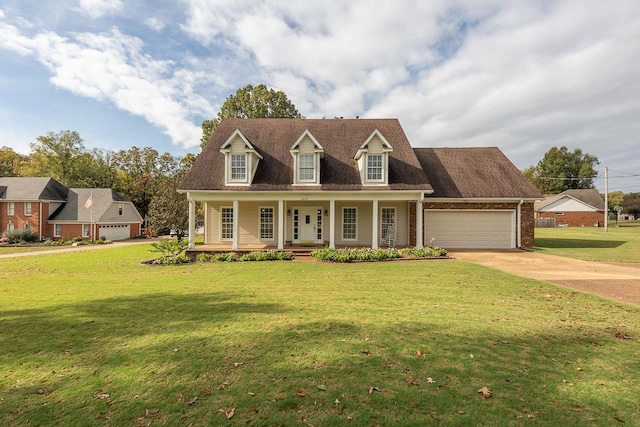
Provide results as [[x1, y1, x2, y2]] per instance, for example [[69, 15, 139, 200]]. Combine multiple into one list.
[[1, 0, 639, 192]]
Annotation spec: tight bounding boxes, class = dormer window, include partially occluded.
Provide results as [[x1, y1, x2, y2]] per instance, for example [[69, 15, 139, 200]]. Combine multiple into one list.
[[231, 154, 246, 181], [367, 154, 383, 181], [220, 129, 263, 186], [291, 130, 324, 185], [355, 129, 393, 185]]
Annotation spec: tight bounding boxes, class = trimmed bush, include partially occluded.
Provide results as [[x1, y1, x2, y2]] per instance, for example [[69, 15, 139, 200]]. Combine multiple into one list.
[[241, 250, 293, 262], [2, 229, 38, 244], [310, 247, 402, 263]]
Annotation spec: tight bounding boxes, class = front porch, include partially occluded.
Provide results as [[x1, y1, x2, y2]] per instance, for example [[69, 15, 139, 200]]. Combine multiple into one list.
[[185, 242, 407, 259]]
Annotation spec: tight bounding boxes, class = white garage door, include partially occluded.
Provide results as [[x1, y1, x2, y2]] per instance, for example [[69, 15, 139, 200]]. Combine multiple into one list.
[[424, 210, 515, 249], [98, 224, 130, 241]]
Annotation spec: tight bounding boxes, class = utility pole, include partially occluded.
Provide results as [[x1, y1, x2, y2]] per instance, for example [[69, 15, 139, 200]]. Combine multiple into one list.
[[604, 167, 608, 232]]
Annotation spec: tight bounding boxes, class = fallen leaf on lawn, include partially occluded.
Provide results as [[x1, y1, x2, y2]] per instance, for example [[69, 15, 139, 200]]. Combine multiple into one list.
[[317, 384, 327, 391], [248, 392, 256, 396], [477, 387, 492, 399], [95, 393, 110, 399], [187, 397, 198, 405], [615, 332, 632, 340], [369, 386, 381, 394], [426, 377, 435, 384], [233, 362, 244, 367], [35, 388, 48, 395], [296, 390, 307, 397], [361, 350, 372, 356], [469, 354, 474, 358], [145, 408, 159, 417], [218, 408, 235, 419], [172, 348, 180, 352], [576, 367, 582, 371], [406, 378, 419, 386], [334, 399, 341, 406], [416, 349, 425, 357]]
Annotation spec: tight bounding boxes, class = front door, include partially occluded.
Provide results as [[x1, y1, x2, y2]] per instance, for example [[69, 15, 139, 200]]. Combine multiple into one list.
[[293, 207, 323, 244]]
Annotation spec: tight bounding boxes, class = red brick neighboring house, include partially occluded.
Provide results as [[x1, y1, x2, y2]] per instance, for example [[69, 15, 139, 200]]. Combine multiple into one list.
[[179, 118, 543, 250], [535, 189, 605, 227], [0, 177, 142, 241]]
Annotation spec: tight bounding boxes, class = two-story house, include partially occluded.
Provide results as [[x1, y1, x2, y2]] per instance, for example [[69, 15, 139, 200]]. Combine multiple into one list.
[[179, 118, 542, 251]]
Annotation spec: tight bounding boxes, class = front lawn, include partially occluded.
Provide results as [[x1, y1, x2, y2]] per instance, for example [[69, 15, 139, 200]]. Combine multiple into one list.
[[1, 244, 638, 425], [535, 226, 640, 263]]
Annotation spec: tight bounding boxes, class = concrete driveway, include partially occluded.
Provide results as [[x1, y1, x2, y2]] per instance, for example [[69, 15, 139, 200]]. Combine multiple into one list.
[[451, 250, 640, 306]]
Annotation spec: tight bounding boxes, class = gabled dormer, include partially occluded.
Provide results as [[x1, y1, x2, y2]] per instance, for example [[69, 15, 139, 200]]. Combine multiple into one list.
[[354, 129, 393, 185], [220, 129, 263, 186], [290, 130, 324, 185]]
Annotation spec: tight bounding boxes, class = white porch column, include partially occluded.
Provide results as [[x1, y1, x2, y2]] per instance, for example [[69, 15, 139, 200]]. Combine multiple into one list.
[[232, 199, 239, 250], [188, 198, 195, 249], [416, 200, 423, 248], [372, 199, 379, 249], [329, 199, 336, 249], [277, 199, 284, 250]]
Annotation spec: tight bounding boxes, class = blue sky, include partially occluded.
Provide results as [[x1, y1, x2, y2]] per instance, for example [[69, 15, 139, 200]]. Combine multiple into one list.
[[1, 0, 639, 192]]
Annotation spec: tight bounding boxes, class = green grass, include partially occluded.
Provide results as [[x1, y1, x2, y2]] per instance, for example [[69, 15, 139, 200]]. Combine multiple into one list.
[[0, 245, 72, 255], [1, 244, 639, 425], [535, 226, 640, 263]]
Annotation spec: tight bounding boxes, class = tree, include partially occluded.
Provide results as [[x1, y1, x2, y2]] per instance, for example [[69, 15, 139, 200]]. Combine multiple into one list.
[[607, 191, 624, 212], [0, 146, 24, 176], [29, 130, 85, 186], [200, 84, 303, 148], [524, 146, 600, 194]]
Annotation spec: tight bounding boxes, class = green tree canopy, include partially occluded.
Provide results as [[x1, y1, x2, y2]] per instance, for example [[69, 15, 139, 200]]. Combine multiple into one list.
[[524, 146, 600, 194], [201, 84, 303, 148], [0, 146, 24, 177], [28, 130, 85, 186]]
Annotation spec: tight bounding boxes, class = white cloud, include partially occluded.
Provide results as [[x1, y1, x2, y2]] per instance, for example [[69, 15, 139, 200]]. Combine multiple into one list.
[[0, 17, 214, 148], [76, 0, 124, 19], [145, 17, 165, 32]]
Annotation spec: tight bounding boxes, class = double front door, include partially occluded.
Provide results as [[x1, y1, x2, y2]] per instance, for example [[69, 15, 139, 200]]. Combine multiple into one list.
[[292, 207, 323, 244]]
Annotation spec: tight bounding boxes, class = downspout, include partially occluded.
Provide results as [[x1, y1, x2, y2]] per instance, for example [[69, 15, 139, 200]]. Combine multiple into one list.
[[39, 202, 43, 241], [517, 199, 523, 249]]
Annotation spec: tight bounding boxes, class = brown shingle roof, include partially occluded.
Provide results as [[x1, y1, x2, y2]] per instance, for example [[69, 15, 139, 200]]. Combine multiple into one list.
[[180, 118, 433, 192], [414, 147, 543, 199]]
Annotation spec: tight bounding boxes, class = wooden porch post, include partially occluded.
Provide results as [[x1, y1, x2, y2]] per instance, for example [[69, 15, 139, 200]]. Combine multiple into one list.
[[329, 199, 335, 249], [372, 199, 379, 249], [416, 200, 423, 248], [232, 200, 239, 250], [188, 199, 195, 249], [277, 199, 284, 250]]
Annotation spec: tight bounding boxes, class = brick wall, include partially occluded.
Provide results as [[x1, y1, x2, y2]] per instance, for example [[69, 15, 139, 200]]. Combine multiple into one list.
[[536, 211, 604, 228], [0, 201, 44, 237], [409, 201, 536, 249]]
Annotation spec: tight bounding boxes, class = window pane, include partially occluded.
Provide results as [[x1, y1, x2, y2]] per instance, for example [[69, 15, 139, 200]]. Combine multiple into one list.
[[343, 208, 356, 240], [231, 154, 246, 181], [8, 202, 14, 215], [221, 207, 234, 239], [381, 208, 396, 239], [298, 154, 315, 181], [25, 202, 32, 215], [367, 154, 383, 180], [259, 207, 274, 239]]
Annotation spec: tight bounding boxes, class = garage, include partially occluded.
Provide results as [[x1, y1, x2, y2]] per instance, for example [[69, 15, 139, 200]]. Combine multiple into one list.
[[424, 210, 515, 249], [98, 224, 130, 241]]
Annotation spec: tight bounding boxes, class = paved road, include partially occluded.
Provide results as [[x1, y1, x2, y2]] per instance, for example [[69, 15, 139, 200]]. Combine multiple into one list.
[[451, 250, 640, 306]]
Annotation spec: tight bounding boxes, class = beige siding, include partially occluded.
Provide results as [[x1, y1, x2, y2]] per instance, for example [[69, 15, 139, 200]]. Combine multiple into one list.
[[367, 137, 383, 153], [299, 138, 316, 154], [206, 201, 281, 245], [230, 138, 245, 153], [206, 202, 223, 244], [335, 202, 372, 246]]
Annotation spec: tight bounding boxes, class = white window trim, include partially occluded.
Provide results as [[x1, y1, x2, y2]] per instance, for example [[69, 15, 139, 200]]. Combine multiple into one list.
[[54, 224, 61, 237], [297, 153, 316, 183], [7, 202, 14, 216], [230, 153, 248, 183], [82, 224, 90, 237], [258, 206, 275, 241], [380, 207, 396, 239], [220, 206, 234, 241], [7, 222, 14, 231], [118, 204, 124, 216], [342, 207, 358, 241], [366, 153, 384, 183], [24, 202, 32, 215]]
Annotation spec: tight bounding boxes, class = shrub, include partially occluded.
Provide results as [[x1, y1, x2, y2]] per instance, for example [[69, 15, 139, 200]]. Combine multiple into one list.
[[153, 255, 191, 265], [310, 247, 402, 263], [94, 239, 113, 245], [399, 247, 448, 258], [2, 229, 38, 244], [240, 250, 292, 262], [214, 252, 237, 262]]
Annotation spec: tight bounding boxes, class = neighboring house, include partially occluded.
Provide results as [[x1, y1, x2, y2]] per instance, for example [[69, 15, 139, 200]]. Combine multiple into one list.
[[0, 177, 142, 240], [535, 189, 605, 227], [178, 118, 542, 251]]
